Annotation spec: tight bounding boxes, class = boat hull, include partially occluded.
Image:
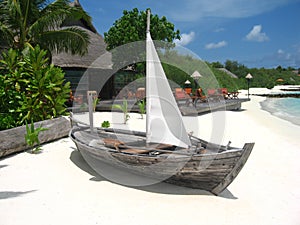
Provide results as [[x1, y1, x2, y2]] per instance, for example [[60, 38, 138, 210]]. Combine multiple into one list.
[[70, 128, 253, 195]]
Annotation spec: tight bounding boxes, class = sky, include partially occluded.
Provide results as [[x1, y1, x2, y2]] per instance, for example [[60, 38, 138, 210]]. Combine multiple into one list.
[[79, 0, 300, 69]]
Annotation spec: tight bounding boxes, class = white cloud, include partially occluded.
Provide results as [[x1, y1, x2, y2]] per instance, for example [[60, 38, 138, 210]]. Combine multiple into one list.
[[214, 27, 225, 32], [205, 41, 227, 49], [277, 49, 291, 60], [246, 25, 269, 42], [277, 49, 284, 54], [174, 31, 195, 46]]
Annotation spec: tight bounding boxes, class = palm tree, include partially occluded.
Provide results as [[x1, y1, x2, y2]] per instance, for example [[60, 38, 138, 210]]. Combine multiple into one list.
[[0, 0, 91, 57]]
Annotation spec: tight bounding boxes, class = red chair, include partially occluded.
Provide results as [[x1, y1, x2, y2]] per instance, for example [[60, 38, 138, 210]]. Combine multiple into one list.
[[175, 88, 189, 99], [184, 88, 192, 95], [218, 88, 230, 99], [207, 89, 216, 96], [175, 88, 192, 106]]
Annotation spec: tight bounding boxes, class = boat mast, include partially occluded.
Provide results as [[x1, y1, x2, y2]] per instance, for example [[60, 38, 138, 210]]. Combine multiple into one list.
[[146, 9, 151, 144], [146, 9, 150, 33], [87, 91, 97, 134]]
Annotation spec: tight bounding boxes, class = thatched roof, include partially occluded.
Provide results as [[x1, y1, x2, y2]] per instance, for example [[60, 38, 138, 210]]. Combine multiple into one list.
[[51, 0, 112, 69], [217, 68, 238, 78], [52, 28, 112, 69], [0, 0, 112, 69]]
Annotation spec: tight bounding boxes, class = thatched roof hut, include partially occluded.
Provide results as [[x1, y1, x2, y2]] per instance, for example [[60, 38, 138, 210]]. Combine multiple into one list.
[[51, 0, 113, 99], [0, 0, 114, 99], [52, 28, 112, 69], [52, 0, 112, 69]]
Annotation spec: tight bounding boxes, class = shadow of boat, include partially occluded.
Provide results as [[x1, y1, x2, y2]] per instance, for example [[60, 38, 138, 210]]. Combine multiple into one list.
[[69, 149, 237, 199]]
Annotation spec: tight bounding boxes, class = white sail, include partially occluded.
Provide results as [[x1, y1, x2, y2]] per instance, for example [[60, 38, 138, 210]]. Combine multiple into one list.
[[146, 31, 191, 148]]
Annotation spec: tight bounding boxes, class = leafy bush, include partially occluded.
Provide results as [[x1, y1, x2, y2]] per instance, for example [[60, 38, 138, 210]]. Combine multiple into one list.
[[0, 46, 71, 130], [0, 49, 26, 129], [101, 121, 111, 128]]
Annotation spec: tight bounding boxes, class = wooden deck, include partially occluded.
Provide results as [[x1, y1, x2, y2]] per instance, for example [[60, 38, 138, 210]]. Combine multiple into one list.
[[92, 98, 250, 116]]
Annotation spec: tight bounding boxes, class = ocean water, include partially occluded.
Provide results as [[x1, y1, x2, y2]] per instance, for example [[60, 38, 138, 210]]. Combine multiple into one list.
[[261, 97, 300, 126]]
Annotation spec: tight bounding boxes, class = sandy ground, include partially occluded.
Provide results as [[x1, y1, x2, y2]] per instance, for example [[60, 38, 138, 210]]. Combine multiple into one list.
[[1, 93, 300, 225]]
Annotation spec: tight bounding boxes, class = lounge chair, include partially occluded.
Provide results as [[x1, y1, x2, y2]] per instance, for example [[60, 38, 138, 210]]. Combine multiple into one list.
[[207, 89, 220, 101], [175, 88, 192, 106], [218, 88, 231, 99]]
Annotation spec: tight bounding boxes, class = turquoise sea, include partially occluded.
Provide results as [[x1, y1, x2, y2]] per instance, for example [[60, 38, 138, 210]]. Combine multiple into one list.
[[261, 97, 300, 126]]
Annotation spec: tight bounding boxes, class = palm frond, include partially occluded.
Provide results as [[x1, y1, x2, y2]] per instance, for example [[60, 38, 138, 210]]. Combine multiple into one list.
[[37, 27, 90, 56], [43, 0, 93, 28], [0, 22, 14, 47], [29, 8, 70, 34]]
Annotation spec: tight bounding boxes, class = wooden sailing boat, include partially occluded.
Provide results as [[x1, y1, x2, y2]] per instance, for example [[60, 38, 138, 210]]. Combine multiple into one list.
[[70, 11, 254, 195]]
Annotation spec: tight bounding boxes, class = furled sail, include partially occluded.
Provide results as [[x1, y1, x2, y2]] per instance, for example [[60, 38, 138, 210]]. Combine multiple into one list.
[[145, 16, 191, 148]]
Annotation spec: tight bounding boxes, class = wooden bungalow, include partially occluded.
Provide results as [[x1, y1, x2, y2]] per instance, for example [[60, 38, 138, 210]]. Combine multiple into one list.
[[0, 0, 137, 100]]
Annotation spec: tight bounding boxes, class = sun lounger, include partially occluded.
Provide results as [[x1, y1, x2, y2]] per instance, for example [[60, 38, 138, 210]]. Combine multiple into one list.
[[218, 88, 231, 99], [175, 88, 193, 106], [207, 89, 223, 101]]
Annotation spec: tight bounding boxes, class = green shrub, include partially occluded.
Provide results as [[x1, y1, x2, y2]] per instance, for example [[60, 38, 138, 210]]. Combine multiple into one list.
[[0, 46, 71, 130], [101, 121, 110, 128], [0, 49, 27, 128]]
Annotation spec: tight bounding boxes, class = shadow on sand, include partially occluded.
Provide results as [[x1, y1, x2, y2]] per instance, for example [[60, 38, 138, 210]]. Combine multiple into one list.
[[0, 165, 8, 169], [69, 149, 237, 200], [0, 190, 36, 200]]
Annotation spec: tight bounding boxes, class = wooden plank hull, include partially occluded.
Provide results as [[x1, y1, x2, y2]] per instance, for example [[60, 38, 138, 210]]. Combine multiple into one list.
[[70, 127, 253, 195]]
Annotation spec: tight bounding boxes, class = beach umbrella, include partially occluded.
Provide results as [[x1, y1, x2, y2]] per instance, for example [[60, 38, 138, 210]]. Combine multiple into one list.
[[245, 73, 253, 79], [191, 71, 202, 88], [191, 70, 202, 79], [245, 73, 253, 99], [276, 78, 284, 82], [184, 80, 192, 89]]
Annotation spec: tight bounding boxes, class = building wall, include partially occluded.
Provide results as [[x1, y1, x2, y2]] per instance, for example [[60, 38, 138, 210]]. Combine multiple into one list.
[[63, 68, 114, 100]]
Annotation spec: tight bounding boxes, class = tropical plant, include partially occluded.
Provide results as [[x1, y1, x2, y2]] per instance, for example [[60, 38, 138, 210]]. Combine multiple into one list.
[[0, 46, 71, 129], [101, 121, 110, 128], [21, 46, 71, 122], [137, 99, 146, 119], [25, 119, 48, 154], [0, 0, 91, 57], [112, 99, 130, 124], [0, 48, 28, 129]]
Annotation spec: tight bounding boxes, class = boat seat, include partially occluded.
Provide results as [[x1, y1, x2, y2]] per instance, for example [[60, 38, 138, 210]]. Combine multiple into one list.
[[121, 149, 151, 154], [103, 138, 124, 151]]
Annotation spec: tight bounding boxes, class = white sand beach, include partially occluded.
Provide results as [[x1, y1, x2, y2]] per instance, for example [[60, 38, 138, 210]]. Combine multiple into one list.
[[1, 93, 300, 225]]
